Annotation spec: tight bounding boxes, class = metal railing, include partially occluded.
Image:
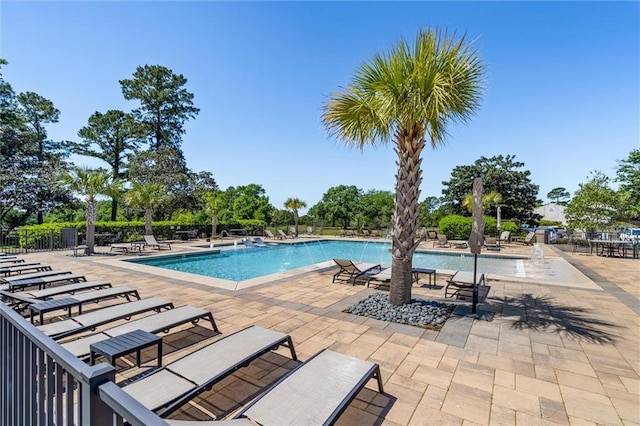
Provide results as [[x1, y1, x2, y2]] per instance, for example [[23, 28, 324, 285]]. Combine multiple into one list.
[[0, 228, 79, 255], [0, 302, 168, 425]]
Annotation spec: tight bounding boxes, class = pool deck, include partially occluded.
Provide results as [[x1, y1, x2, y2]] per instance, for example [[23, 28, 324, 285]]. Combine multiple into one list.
[[14, 238, 640, 424]]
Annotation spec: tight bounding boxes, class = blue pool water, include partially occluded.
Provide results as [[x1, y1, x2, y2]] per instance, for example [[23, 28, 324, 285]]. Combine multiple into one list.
[[127, 240, 526, 282]]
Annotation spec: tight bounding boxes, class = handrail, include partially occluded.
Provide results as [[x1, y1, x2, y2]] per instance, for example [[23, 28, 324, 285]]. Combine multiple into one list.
[[98, 382, 169, 426], [0, 302, 168, 425]]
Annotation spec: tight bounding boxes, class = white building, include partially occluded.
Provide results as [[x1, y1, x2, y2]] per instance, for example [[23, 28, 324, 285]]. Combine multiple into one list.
[[534, 203, 567, 225]]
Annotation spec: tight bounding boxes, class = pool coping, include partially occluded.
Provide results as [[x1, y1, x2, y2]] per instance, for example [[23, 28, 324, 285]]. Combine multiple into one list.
[[94, 240, 602, 292]]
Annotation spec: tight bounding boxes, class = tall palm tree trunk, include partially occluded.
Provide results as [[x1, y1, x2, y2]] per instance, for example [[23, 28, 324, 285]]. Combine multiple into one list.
[[390, 127, 425, 305], [144, 207, 153, 235], [86, 201, 97, 255], [111, 197, 118, 221]]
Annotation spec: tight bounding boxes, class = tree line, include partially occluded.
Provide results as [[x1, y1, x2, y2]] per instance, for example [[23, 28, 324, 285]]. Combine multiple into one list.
[[2, 57, 637, 240]]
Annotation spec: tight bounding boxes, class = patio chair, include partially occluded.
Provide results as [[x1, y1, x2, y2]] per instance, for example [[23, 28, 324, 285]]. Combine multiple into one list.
[[38, 297, 174, 339], [427, 230, 438, 241], [2, 271, 86, 292], [27, 286, 141, 324], [454, 240, 469, 249], [1, 263, 52, 277], [523, 231, 536, 245], [60, 305, 218, 359], [233, 349, 384, 426], [144, 235, 172, 250], [332, 258, 382, 285], [498, 230, 511, 244], [122, 325, 297, 417], [23, 280, 111, 299], [433, 234, 451, 248], [484, 237, 500, 251], [362, 267, 392, 288], [445, 271, 485, 298], [364, 267, 424, 288], [277, 230, 289, 239], [264, 229, 276, 239], [0, 257, 25, 264]]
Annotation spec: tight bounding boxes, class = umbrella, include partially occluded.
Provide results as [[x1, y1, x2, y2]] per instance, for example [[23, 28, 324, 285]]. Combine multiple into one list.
[[496, 205, 502, 231], [469, 177, 484, 314], [468, 177, 484, 255]]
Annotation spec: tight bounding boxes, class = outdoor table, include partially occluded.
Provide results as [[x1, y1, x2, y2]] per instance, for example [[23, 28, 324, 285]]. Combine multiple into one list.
[[589, 240, 636, 258], [90, 329, 162, 367], [29, 297, 82, 324], [412, 268, 436, 288]]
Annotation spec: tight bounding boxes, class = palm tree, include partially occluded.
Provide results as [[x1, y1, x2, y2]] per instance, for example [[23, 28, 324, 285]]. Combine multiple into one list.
[[125, 182, 165, 236], [59, 167, 120, 255], [284, 197, 307, 237], [462, 190, 503, 213], [322, 29, 485, 305], [463, 190, 503, 235], [204, 190, 228, 238]]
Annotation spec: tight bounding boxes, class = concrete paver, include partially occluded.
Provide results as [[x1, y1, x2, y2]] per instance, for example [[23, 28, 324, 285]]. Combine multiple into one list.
[[9, 240, 639, 424]]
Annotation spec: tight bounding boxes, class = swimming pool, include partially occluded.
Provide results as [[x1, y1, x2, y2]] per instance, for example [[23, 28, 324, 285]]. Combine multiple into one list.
[[127, 240, 526, 282]]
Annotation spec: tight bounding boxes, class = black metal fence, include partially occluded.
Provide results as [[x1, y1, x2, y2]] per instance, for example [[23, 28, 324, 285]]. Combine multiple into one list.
[[0, 302, 168, 425], [0, 228, 79, 255]]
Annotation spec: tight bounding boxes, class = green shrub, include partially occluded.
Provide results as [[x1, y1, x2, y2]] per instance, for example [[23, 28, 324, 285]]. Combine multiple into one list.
[[439, 215, 471, 239], [500, 221, 519, 234], [438, 215, 500, 239]]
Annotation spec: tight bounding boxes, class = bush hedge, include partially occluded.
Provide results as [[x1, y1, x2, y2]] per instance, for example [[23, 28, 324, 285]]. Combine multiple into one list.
[[438, 215, 499, 240], [19, 219, 268, 244]]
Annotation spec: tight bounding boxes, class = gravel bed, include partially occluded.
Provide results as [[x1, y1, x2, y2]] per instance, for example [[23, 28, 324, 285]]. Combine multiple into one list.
[[344, 293, 455, 330]]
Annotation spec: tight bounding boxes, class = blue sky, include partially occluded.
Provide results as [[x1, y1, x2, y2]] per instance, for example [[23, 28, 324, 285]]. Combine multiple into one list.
[[2, 1, 638, 214]]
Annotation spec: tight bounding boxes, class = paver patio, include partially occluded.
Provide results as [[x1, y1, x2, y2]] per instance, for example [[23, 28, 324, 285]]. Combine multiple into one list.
[[9, 240, 639, 425]]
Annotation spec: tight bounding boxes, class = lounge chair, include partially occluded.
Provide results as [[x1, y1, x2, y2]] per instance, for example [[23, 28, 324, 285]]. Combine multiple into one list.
[[484, 237, 500, 251], [0, 263, 52, 277], [25, 280, 112, 299], [445, 271, 485, 298], [27, 286, 141, 324], [60, 305, 218, 359], [144, 235, 172, 250], [2, 285, 129, 318], [364, 267, 424, 288], [38, 297, 174, 339], [305, 226, 313, 235], [2, 272, 86, 292], [454, 240, 469, 249], [427, 230, 438, 241], [332, 259, 382, 285], [264, 230, 276, 239], [233, 349, 384, 426], [522, 231, 536, 245], [498, 230, 511, 244], [277, 230, 289, 239], [110, 243, 144, 254], [0, 257, 25, 264], [433, 234, 451, 248], [363, 267, 393, 288], [122, 325, 297, 417]]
